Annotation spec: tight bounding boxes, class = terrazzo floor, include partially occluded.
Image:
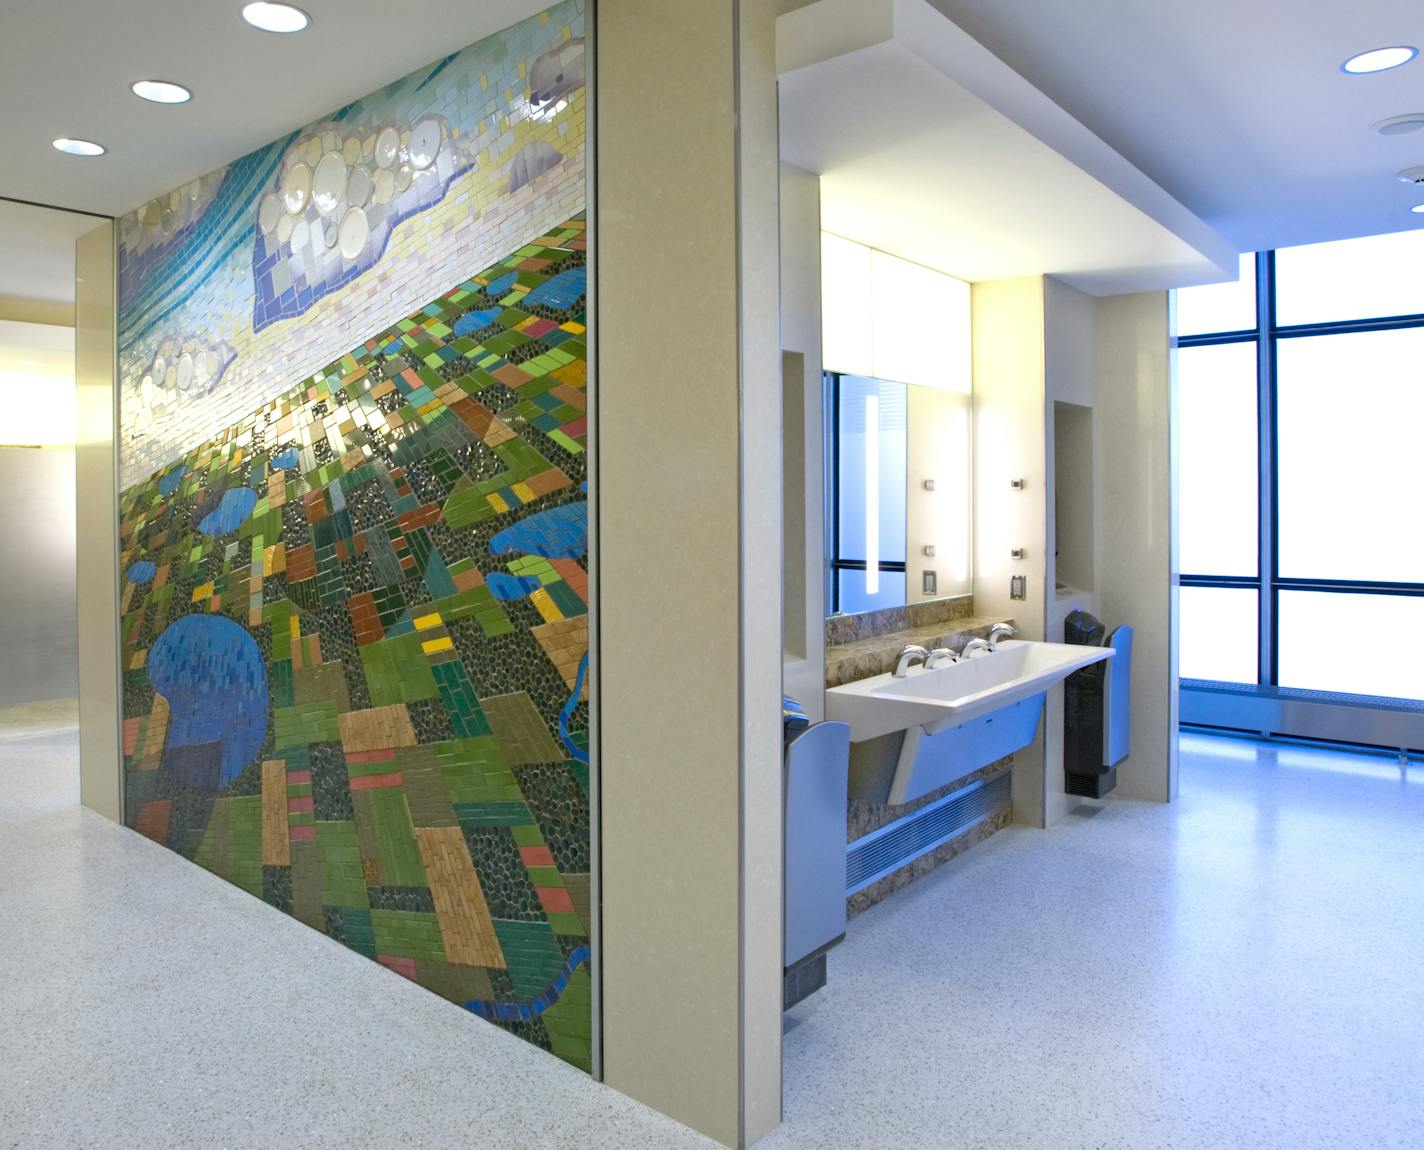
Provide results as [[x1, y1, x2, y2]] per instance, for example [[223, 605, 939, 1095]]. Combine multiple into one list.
[[769, 733, 1424, 1150], [0, 701, 716, 1150], [5, 707, 1421, 1149]]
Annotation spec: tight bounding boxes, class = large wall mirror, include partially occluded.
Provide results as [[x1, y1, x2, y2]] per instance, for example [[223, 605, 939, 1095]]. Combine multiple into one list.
[[825, 374, 971, 614]]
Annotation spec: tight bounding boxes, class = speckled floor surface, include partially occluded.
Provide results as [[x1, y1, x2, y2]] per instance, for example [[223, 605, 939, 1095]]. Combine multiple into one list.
[[0, 708, 717, 1150], [6, 716, 1422, 1150], [769, 733, 1424, 1150]]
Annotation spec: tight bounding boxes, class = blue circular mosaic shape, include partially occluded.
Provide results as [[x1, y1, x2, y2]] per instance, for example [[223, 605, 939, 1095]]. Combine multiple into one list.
[[197, 487, 258, 536], [147, 614, 268, 789]]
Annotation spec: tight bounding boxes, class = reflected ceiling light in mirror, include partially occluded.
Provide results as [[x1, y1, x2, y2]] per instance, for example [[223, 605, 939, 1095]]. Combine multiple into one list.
[[132, 80, 192, 104], [865, 392, 879, 595], [52, 138, 105, 156], [1411, 203, 1424, 214], [1341, 46, 1417, 74], [241, 2, 310, 33]]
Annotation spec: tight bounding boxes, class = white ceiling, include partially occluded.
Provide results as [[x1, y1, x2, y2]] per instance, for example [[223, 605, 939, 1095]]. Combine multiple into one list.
[[0, 200, 96, 308], [926, 0, 1424, 252], [4, 0, 1417, 294], [778, 0, 1236, 294], [0, 0, 549, 218]]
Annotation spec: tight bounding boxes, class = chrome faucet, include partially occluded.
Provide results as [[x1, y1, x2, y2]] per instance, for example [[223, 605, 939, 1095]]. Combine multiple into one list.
[[987, 623, 1017, 650], [893, 645, 930, 677], [959, 638, 992, 659], [925, 647, 959, 669]]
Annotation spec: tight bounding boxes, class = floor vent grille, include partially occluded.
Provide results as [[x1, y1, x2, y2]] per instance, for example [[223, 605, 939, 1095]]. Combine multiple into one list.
[[845, 770, 1011, 895]]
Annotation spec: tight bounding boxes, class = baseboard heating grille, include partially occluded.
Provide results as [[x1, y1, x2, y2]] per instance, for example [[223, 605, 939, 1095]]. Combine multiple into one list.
[[845, 769, 1012, 895], [1181, 681, 1424, 754]]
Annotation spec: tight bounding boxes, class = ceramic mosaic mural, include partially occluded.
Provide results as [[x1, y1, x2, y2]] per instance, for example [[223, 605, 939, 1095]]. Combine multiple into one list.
[[120, 216, 592, 1068], [118, 2, 587, 486], [115, 4, 592, 1071]]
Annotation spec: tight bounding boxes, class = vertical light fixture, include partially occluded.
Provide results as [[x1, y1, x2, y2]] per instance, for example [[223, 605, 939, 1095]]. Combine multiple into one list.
[[865, 391, 879, 595]]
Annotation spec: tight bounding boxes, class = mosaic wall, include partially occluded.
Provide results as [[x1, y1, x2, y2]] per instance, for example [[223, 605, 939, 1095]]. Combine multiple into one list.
[[119, 3, 586, 486], [116, 5, 592, 1071]]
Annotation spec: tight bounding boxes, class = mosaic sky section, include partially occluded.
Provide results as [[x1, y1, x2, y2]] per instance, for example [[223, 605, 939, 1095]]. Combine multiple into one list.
[[119, 216, 592, 1069], [117, 1, 587, 486]]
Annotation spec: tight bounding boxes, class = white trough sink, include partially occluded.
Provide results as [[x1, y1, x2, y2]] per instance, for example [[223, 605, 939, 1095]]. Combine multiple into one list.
[[825, 640, 1114, 743]]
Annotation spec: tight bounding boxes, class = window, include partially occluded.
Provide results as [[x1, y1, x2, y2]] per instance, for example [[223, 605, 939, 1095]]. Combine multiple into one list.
[[1175, 231, 1424, 706], [1177, 342, 1258, 580]]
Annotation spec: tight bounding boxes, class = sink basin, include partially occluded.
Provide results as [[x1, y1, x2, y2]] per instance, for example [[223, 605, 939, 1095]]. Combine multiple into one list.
[[825, 640, 1114, 742]]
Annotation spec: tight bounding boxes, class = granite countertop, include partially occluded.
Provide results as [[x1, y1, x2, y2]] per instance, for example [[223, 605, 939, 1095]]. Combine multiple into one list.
[[825, 614, 1015, 688]]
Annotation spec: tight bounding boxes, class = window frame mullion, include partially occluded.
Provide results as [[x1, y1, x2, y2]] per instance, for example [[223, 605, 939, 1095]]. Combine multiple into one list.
[[1258, 250, 1276, 689]]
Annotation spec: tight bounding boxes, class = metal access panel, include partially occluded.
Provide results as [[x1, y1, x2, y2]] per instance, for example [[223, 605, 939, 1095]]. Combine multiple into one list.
[[784, 720, 851, 968], [1104, 624, 1133, 766]]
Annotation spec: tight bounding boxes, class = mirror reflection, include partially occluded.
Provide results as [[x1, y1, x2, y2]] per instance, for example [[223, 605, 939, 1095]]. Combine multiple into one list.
[[825, 373, 971, 615]]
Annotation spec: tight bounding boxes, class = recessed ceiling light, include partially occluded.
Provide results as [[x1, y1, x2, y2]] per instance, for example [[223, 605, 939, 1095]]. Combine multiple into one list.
[[52, 138, 105, 157], [1412, 204, 1424, 214], [131, 79, 192, 104], [1342, 46, 1418, 74], [241, 2, 309, 33]]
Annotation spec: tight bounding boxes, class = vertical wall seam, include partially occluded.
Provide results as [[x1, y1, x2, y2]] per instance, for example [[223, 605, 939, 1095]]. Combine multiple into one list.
[[586, 0, 603, 1084], [110, 221, 126, 821], [731, 0, 747, 1142]]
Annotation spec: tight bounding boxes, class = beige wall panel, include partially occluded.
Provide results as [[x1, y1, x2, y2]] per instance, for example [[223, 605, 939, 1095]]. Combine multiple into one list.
[[739, 4, 787, 1140], [780, 162, 825, 721], [1095, 292, 1177, 802], [597, 1, 745, 1144], [970, 277, 1049, 825], [75, 222, 121, 822]]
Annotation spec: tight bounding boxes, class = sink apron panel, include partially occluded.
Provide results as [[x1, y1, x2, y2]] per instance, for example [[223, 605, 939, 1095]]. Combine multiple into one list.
[[888, 692, 1046, 806]]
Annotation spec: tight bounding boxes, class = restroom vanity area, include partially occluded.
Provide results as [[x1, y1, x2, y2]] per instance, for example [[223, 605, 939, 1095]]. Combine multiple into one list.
[[780, 180, 1183, 921], [775, 0, 1223, 941]]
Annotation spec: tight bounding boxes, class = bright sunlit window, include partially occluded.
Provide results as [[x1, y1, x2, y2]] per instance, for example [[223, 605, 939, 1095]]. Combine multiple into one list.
[[1274, 229, 1424, 327], [1176, 253, 1256, 337], [1174, 228, 1424, 704], [1177, 342, 1257, 578]]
